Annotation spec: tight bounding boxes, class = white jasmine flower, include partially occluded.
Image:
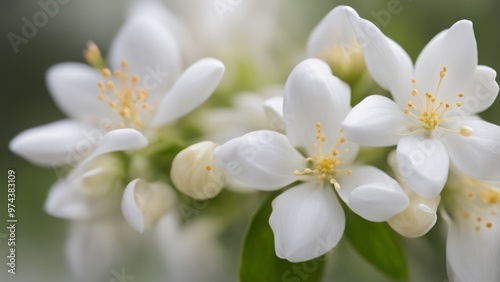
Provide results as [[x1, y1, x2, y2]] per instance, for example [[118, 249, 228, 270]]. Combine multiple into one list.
[[10, 10, 225, 168], [214, 59, 408, 262], [341, 7, 500, 198], [170, 141, 227, 200], [386, 151, 440, 238], [442, 172, 500, 282]]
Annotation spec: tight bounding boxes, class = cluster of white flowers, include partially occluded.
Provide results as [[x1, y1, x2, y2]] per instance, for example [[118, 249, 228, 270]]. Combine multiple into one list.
[[9, 1, 500, 281]]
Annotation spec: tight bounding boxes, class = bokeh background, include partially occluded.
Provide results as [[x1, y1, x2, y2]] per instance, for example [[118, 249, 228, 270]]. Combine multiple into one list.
[[1, 0, 499, 281]]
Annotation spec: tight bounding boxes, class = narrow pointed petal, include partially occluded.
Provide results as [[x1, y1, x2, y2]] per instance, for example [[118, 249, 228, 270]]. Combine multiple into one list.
[[284, 58, 351, 155], [270, 182, 345, 262], [415, 21, 477, 103], [151, 58, 225, 126], [213, 131, 304, 191], [9, 120, 96, 166], [445, 119, 500, 181], [336, 166, 409, 222], [446, 217, 500, 282], [109, 17, 182, 96], [47, 63, 112, 125], [71, 129, 147, 178], [342, 95, 406, 146], [460, 65, 499, 115], [307, 6, 356, 57], [65, 218, 140, 282], [121, 179, 177, 233], [397, 136, 449, 197], [345, 7, 413, 107]]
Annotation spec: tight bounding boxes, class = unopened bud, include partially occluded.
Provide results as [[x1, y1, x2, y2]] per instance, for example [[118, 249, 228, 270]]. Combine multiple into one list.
[[171, 141, 227, 200], [388, 193, 440, 238]]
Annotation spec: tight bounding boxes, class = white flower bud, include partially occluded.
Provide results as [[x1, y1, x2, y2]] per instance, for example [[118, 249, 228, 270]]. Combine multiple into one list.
[[388, 192, 440, 238], [171, 141, 227, 200]]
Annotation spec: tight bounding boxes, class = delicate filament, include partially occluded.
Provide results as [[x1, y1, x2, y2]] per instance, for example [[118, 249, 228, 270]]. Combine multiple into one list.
[[294, 123, 352, 189], [97, 59, 154, 129], [404, 66, 472, 137]]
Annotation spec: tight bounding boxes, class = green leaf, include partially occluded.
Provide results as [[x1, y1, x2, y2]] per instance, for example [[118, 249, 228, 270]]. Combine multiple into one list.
[[344, 208, 408, 280], [240, 192, 326, 282]]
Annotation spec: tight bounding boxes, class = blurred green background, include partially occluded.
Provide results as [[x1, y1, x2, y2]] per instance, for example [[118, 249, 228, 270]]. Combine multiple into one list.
[[1, 0, 499, 281]]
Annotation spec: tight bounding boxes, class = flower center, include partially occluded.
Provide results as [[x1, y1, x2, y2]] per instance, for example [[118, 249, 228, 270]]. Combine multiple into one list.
[[294, 122, 351, 190], [403, 66, 472, 136], [84, 42, 154, 130], [458, 178, 499, 232]]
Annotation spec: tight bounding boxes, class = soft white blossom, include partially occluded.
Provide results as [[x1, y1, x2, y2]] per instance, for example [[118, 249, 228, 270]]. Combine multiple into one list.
[[341, 7, 500, 198], [214, 58, 408, 262]]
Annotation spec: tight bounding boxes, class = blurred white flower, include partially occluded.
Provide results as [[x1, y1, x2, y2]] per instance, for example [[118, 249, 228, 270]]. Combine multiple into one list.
[[214, 58, 408, 262], [341, 7, 500, 198], [307, 5, 365, 79], [10, 3, 225, 168], [442, 172, 500, 282], [156, 212, 231, 282], [386, 151, 440, 238]]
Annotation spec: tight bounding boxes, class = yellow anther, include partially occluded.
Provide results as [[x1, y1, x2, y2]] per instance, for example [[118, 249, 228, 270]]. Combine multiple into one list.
[[206, 165, 212, 171], [97, 95, 103, 101], [458, 92, 464, 98], [456, 102, 462, 107], [486, 221, 493, 228], [102, 68, 111, 78], [477, 216, 482, 222], [459, 126, 474, 137], [95, 58, 154, 130], [83, 41, 105, 70]]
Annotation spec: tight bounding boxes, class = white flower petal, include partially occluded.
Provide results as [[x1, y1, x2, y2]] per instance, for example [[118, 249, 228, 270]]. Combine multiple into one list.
[[65, 218, 140, 282], [460, 65, 499, 115], [9, 120, 97, 166], [121, 179, 177, 233], [414, 21, 477, 104], [445, 119, 500, 181], [446, 217, 500, 282], [397, 135, 449, 197], [263, 96, 285, 132], [108, 17, 182, 96], [44, 179, 119, 220], [345, 8, 413, 107], [336, 166, 408, 222], [284, 58, 351, 155], [213, 130, 304, 191], [47, 63, 112, 125], [270, 182, 345, 262], [307, 6, 356, 57], [342, 95, 406, 146], [151, 58, 225, 126], [71, 129, 148, 178]]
